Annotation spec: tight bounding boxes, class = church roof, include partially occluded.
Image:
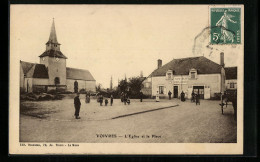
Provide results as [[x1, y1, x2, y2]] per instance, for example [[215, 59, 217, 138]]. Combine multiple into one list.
[[224, 67, 237, 80], [21, 61, 49, 78], [39, 49, 68, 59], [46, 19, 59, 44], [20, 61, 35, 74], [149, 56, 222, 77], [66, 67, 95, 81]]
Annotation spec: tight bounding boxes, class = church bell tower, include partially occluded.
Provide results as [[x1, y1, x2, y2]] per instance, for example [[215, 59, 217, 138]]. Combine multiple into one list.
[[39, 19, 67, 86]]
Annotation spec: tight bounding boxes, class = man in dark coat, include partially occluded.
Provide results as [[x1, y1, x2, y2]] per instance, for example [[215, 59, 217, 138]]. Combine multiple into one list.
[[99, 95, 103, 106], [191, 91, 195, 102], [140, 91, 143, 102], [181, 91, 185, 102], [110, 95, 114, 106], [168, 91, 172, 100], [195, 93, 200, 105], [74, 93, 81, 119]]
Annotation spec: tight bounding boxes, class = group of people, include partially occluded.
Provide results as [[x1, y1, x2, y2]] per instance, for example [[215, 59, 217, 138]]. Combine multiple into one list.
[[167, 90, 186, 102], [120, 92, 131, 105], [191, 91, 200, 105], [97, 94, 114, 106]]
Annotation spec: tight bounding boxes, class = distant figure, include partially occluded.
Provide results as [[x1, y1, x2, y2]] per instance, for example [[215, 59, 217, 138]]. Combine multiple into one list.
[[195, 93, 200, 105], [168, 91, 172, 100], [124, 93, 127, 105], [85, 93, 90, 103], [74, 93, 81, 119], [127, 97, 131, 105], [191, 91, 195, 102], [156, 91, 160, 102], [121, 92, 124, 102], [181, 91, 185, 102], [74, 81, 78, 93], [140, 91, 143, 102], [105, 98, 108, 106], [99, 95, 103, 106], [110, 95, 114, 106]]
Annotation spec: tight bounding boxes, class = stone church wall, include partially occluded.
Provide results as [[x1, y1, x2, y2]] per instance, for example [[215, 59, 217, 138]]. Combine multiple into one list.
[[66, 79, 96, 92]]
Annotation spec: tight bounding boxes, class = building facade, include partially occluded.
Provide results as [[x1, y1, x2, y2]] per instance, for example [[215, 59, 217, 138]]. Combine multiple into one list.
[[20, 20, 96, 93], [142, 54, 226, 99], [224, 67, 237, 91]]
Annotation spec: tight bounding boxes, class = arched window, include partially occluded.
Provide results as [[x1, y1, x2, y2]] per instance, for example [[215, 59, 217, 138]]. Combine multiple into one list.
[[54, 77, 60, 85]]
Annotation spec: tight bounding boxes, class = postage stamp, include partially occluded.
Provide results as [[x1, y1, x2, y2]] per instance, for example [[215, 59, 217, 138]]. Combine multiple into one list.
[[210, 7, 241, 44]]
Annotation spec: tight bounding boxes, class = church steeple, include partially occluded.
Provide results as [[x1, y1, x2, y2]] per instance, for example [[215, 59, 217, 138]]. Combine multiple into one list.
[[39, 19, 67, 59], [46, 18, 61, 51], [48, 18, 59, 44]]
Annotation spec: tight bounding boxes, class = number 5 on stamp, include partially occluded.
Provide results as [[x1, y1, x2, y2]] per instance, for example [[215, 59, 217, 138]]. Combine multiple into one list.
[[210, 7, 241, 44]]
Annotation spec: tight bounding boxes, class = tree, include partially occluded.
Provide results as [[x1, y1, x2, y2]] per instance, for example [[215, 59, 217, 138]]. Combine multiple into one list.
[[128, 77, 144, 98], [96, 83, 102, 92], [118, 79, 128, 93]]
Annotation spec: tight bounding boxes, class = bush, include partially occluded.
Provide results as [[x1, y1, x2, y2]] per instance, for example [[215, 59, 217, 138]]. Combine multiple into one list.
[[79, 88, 87, 94], [53, 94, 65, 100], [47, 89, 57, 95]]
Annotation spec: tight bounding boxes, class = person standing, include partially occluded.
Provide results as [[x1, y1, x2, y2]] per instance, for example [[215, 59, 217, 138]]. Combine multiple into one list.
[[100, 95, 103, 106], [168, 91, 172, 100], [110, 95, 114, 106], [74, 93, 81, 119], [124, 93, 127, 105], [181, 91, 185, 102], [191, 91, 195, 102], [156, 91, 160, 102], [127, 97, 131, 105], [140, 91, 143, 102], [105, 98, 108, 106], [120, 92, 124, 102], [195, 93, 200, 105]]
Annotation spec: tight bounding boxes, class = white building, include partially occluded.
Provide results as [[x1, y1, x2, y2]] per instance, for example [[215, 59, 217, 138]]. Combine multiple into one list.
[[142, 53, 226, 99]]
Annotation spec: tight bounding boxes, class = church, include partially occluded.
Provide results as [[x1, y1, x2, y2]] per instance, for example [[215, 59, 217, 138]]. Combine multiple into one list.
[[20, 20, 96, 93]]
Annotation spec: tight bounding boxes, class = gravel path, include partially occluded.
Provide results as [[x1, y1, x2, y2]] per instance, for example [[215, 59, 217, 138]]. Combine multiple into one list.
[[20, 98, 236, 143]]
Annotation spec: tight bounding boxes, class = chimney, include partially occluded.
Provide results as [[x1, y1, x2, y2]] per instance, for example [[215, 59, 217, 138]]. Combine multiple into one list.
[[157, 59, 162, 69], [220, 52, 224, 67]]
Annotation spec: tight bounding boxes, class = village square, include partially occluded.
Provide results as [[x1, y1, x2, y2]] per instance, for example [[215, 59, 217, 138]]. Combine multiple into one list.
[[18, 17, 238, 143]]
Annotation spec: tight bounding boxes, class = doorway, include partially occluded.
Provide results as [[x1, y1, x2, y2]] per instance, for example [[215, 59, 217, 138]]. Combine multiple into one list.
[[173, 86, 178, 98], [193, 86, 204, 99]]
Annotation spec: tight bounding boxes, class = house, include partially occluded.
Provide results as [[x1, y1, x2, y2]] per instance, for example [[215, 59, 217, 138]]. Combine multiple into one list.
[[142, 53, 226, 99], [20, 19, 96, 93], [224, 67, 237, 91]]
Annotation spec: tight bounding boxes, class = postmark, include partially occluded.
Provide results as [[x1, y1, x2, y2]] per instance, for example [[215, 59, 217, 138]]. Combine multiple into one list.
[[210, 7, 241, 44]]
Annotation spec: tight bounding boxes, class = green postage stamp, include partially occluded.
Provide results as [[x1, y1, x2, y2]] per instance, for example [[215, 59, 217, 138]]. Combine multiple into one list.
[[210, 7, 241, 44]]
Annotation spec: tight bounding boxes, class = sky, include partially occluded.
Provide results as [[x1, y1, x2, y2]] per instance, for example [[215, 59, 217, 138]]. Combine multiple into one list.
[[10, 5, 242, 88]]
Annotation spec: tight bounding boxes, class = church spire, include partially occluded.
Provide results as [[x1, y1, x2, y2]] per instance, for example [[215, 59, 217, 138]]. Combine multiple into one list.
[[48, 18, 59, 44]]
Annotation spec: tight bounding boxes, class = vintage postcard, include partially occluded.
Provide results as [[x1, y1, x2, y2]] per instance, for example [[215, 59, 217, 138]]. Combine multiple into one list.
[[9, 5, 244, 154]]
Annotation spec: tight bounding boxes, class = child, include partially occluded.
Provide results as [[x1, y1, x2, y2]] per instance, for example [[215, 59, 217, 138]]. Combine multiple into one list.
[[127, 97, 130, 105], [105, 98, 108, 106]]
